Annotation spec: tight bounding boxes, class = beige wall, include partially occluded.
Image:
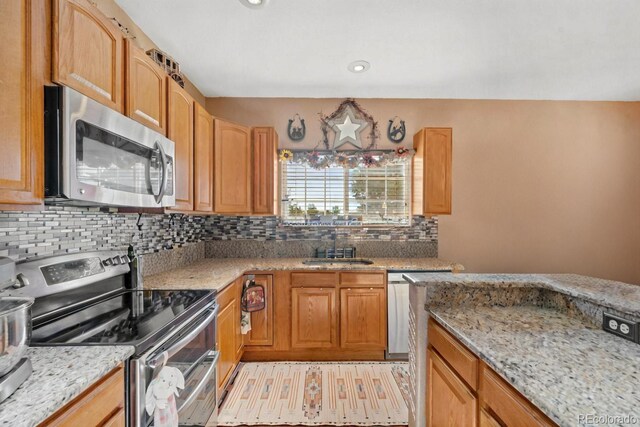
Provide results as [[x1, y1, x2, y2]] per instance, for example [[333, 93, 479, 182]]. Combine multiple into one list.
[[94, 0, 206, 105], [207, 97, 640, 284]]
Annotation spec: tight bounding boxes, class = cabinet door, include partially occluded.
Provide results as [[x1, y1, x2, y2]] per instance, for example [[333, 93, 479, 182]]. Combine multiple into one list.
[[125, 40, 166, 134], [214, 120, 252, 214], [427, 348, 477, 427], [291, 287, 337, 349], [53, 0, 124, 112], [340, 287, 386, 349], [252, 127, 278, 214], [412, 128, 452, 215], [479, 409, 501, 427], [167, 79, 194, 211], [216, 299, 237, 390], [0, 0, 45, 207], [234, 278, 244, 361], [244, 275, 274, 346], [193, 103, 214, 212]]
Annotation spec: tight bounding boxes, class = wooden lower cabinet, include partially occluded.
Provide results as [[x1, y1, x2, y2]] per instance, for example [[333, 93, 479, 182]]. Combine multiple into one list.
[[291, 287, 338, 349], [427, 318, 557, 427], [427, 348, 477, 427], [216, 278, 244, 398], [243, 271, 387, 361], [340, 287, 386, 349], [480, 408, 502, 427], [41, 365, 125, 426], [244, 275, 274, 346]]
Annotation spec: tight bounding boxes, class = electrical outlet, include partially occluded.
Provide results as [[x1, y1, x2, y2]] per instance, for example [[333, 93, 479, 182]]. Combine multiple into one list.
[[603, 313, 637, 343]]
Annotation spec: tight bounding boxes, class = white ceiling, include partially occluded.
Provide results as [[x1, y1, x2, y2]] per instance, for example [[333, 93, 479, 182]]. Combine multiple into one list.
[[116, 0, 640, 100]]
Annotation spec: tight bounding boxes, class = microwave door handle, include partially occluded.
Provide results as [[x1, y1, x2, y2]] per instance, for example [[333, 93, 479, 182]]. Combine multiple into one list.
[[148, 304, 220, 370], [154, 141, 168, 204], [177, 350, 220, 413]]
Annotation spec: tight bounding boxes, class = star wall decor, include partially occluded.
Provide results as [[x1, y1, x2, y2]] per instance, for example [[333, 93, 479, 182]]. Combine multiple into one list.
[[328, 104, 369, 149]]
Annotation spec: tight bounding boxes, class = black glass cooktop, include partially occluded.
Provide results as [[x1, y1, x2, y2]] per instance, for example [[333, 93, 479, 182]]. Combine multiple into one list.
[[30, 289, 216, 355]]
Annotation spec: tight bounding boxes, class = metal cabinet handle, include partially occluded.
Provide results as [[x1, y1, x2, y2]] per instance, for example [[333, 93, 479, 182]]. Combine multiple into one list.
[[148, 304, 219, 370], [153, 141, 168, 204]]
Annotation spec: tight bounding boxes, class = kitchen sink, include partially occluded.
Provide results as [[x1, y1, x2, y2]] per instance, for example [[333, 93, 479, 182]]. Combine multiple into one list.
[[302, 258, 374, 265]]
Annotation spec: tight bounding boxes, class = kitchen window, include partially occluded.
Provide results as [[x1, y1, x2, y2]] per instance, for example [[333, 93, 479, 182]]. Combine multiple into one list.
[[281, 162, 411, 226]]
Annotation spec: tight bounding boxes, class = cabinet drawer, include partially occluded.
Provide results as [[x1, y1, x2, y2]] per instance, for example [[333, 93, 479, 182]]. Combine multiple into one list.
[[43, 365, 124, 426], [291, 272, 337, 287], [480, 364, 556, 427], [428, 318, 478, 391], [339, 272, 385, 286]]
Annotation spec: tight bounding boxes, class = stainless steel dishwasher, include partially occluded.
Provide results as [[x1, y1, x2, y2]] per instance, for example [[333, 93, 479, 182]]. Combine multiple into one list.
[[386, 270, 451, 360]]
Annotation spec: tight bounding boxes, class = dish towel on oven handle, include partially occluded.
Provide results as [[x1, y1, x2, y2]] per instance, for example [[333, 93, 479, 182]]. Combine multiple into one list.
[[145, 352, 185, 427]]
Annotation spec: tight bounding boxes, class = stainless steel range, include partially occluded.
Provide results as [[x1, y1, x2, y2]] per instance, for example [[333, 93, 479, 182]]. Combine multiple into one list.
[[5, 251, 219, 427]]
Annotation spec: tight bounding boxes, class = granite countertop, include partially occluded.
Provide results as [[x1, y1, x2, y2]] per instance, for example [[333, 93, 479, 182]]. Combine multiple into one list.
[[143, 257, 464, 291], [403, 273, 640, 320], [431, 306, 640, 427], [403, 272, 640, 427], [0, 346, 134, 427]]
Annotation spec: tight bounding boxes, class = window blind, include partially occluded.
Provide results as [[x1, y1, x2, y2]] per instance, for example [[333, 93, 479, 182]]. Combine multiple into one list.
[[281, 162, 411, 226]]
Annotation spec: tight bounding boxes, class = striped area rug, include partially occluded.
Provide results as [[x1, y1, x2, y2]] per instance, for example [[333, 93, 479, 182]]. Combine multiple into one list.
[[218, 362, 410, 426]]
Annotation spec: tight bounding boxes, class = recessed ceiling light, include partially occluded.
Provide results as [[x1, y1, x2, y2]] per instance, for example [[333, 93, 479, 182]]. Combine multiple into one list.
[[239, 0, 268, 9], [348, 60, 370, 73]]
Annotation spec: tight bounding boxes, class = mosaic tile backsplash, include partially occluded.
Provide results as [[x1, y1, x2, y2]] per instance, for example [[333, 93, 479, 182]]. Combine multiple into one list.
[[206, 215, 438, 242], [0, 207, 208, 260], [0, 207, 438, 261]]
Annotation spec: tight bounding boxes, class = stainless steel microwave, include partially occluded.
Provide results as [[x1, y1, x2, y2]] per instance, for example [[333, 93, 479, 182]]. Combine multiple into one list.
[[44, 86, 175, 208]]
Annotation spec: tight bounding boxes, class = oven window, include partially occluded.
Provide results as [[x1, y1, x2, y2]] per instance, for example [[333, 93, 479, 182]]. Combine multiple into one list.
[[75, 120, 173, 196]]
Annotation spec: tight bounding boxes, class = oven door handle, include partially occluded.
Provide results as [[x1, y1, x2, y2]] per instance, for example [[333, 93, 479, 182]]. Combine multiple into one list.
[[177, 350, 220, 413], [148, 304, 219, 370], [153, 141, 168, 204]]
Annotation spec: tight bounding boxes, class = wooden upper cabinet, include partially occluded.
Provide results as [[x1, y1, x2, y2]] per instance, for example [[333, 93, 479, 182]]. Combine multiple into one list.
[[412, 127, 452, 215], [167, 79, 194, 211], [427, 348, 477, 427], [125, 40, 166, 134], [214, 120, 252, 214], [252, 127, 279, 215], [291, 287, 338, 349], [193, 103, 214, 212], [53, 0, 124, 112], [0, 0, 46, 207], [244, 275, 274, 346], [340, 287, 386, 350]]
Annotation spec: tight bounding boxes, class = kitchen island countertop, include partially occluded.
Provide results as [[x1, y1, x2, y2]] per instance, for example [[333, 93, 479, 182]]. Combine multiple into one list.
[[0, 346, 134, 427], [143, 257, 464, 291], [404, 272, 640, 427]]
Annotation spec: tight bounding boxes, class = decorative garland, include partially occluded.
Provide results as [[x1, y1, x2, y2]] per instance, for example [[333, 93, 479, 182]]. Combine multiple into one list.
[[279, 146, 413, 169]]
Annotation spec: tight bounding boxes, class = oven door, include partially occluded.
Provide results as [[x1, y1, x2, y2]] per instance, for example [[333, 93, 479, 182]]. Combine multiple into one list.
[[131, 303, 219, 427], [60, 86, 176, 208]]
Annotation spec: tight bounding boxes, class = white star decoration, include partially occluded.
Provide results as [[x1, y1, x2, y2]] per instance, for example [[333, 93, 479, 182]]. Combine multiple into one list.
[[335, 116, 361, 142], [329, 105, 369, 149]]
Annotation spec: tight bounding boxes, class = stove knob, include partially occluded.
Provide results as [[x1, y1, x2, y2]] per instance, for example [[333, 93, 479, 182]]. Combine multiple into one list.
[[14, 273, 29, 289], [111, 256, 121, 265], [120, 255, 130, 264], [102, 258, 113, 267]]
